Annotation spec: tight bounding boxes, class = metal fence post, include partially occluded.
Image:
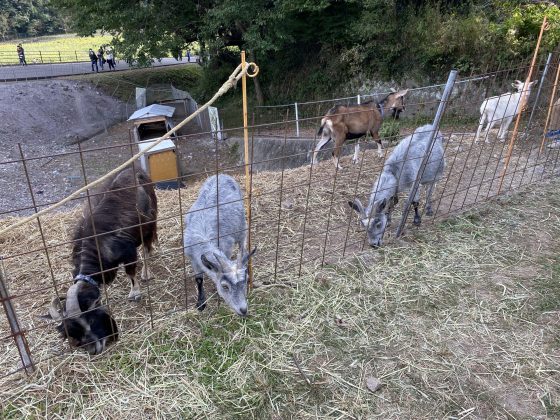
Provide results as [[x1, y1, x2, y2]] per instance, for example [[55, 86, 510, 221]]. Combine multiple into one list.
[[75, 51, 78, 62], [528, 52, 552, 127], [0, 259, 35, 374], [357, 94, 361, 104], [294, 102, 300, 137], [395, 69, 458, 238], [58, 51, 62, 62], [39, 51, 43, 63]]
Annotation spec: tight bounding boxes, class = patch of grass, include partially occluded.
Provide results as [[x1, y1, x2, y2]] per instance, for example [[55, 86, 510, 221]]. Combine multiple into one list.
[[379, 119, 401, 142], [544, 395, 560, 417], [68, 65, 203, 102], [533, 258, 560, 313], [0, 33, 112, 65]]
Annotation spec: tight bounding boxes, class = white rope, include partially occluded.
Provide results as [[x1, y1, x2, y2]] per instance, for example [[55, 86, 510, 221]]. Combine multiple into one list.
[[0, 63, 249, 237]]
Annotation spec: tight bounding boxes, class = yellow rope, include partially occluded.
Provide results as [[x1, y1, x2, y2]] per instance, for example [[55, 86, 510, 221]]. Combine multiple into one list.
[[0, 62, 254, 238]]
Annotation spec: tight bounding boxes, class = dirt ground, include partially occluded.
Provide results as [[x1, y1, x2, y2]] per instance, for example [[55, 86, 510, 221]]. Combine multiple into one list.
[[0, 80, 130, 215], [0, 80, 239, 217]]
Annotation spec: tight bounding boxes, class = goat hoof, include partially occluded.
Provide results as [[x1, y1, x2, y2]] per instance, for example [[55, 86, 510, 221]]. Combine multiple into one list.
[[128, 292, 142, 302], [425, 208, 433, 217], [141, 272, 153, 282], [413, 217, 422, 226], [196, 301, 206, 311]]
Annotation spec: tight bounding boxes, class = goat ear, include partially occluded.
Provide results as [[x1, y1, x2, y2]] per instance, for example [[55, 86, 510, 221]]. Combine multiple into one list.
[[241, 247, 257, 266], [395, 89, 409, 98], [348, 199, 365, 217], [375, 198, 388, 213], [201, 253, 217, 271]]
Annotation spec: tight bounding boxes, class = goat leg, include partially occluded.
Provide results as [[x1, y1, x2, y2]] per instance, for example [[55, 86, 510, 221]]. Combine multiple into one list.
[[195, 275, 206, 311], [424, 183, 435, 216], [413, 201, 422, 226], [352, 143, 360, 164], [125, 263, 142, 301], [371, 131, 383, 158], [141, 246, 153, 281], [127, 275, 142, 301]]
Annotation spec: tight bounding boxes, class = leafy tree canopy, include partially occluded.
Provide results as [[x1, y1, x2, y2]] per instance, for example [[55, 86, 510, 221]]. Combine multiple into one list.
[[0, 0, 66, 38], [50, 0, 560, 101]]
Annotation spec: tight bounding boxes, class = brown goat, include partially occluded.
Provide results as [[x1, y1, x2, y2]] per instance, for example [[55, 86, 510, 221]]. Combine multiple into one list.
[[312, 90, 409, 169], [47, 166, 158, 354]]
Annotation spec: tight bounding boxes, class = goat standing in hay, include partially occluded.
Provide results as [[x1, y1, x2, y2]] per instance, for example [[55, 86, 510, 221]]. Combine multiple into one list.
[[183, 174, 256, 316], [312, 89, 409, 169], [474, 80, 536, 143], [349, 124, 445, 247], [46, 167, 158, 355]]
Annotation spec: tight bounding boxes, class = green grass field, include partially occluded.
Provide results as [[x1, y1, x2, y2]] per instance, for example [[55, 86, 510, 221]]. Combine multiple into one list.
[[0, 33, 113, 65]]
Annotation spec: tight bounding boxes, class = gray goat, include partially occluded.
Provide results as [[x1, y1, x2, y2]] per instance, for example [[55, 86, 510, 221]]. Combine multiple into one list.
[[183, 174, 256, 316], [349, 124, 445, 247]]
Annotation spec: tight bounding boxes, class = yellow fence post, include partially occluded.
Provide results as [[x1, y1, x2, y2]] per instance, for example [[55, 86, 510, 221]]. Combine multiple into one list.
[[540, 58, 560, 153], [241, 50, 256, 289], [498, 16, 549, 193]]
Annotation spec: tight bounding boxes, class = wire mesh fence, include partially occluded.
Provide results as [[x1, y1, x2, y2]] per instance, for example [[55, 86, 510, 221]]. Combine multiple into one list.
[[1, 57, 560, 380]]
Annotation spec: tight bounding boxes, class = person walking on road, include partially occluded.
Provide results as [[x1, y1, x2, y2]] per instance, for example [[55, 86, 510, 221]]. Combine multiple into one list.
[[97, 48, 105, 70], [187, 49, 190, 62], [106, 50, 116, 70], [89, 48, 98, 72], [17, 44, 27, 66]]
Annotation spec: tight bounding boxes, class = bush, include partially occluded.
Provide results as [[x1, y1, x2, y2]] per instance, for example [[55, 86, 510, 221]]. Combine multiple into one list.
[[379, 120, 401, 143]]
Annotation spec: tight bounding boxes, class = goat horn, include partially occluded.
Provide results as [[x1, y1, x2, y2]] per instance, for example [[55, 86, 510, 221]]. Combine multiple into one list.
[[65, 284, 82, 317], [48, 296, 66, 321], [236, 250, 243, 266], [212, 252, 230, 271]]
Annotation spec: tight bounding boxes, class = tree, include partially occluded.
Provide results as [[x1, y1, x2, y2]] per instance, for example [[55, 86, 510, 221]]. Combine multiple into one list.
[[0, 0, 66, 38], [49, 0, 560, 102], [52, 0, 200, 65]]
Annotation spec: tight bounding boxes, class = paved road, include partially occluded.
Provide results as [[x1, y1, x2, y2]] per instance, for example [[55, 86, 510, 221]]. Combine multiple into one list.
[[0, 57, 199, 82]]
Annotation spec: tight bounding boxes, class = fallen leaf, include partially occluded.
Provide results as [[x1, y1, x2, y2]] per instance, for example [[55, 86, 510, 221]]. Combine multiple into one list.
[[366, 376, 382, 393]]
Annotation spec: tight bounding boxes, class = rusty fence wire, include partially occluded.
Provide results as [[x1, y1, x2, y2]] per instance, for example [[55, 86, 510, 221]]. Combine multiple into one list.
[[1, 58, 560, 379]]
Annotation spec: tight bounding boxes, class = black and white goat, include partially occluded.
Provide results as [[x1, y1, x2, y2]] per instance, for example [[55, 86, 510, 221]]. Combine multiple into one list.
[[47, 167, 158, 354]]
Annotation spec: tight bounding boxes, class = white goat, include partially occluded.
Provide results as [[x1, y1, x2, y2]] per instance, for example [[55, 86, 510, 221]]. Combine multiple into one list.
[[474, 80, 536, 143]]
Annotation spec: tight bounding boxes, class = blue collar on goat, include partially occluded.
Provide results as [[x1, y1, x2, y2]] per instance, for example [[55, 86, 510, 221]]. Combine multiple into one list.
[[74, 273, 99, 288]]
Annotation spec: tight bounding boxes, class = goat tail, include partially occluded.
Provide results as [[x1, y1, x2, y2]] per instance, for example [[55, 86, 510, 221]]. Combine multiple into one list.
[[317, 117, 331, 136], [479, 99, 489, 116]]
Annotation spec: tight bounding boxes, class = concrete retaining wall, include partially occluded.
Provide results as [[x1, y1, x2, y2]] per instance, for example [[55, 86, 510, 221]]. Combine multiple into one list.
[[227, 136, 378, 171]]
